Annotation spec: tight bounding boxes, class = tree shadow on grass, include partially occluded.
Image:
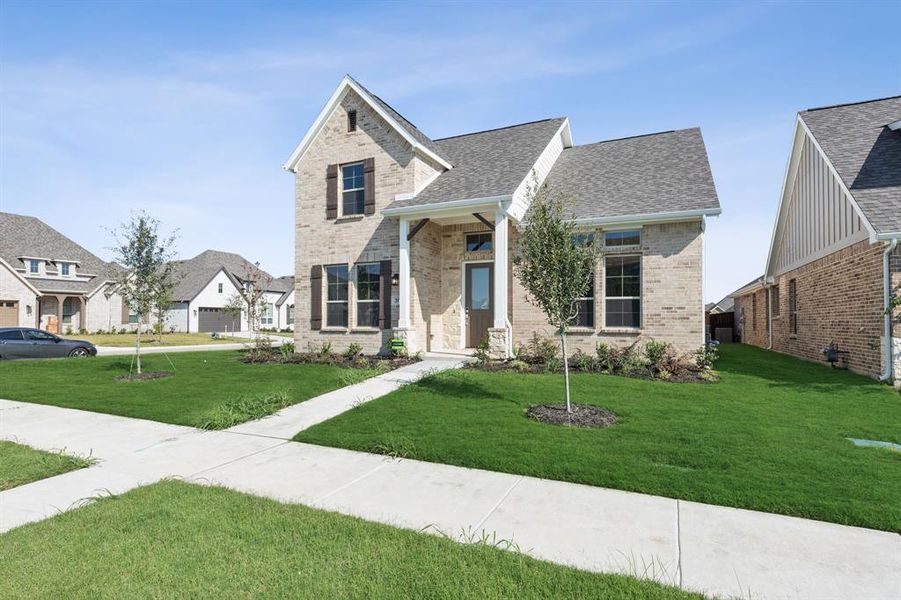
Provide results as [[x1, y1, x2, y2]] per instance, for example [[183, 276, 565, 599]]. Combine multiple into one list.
[[410, 372, 506, 402]]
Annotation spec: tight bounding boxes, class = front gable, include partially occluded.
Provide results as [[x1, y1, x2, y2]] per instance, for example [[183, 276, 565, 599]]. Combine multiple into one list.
[[766, 119, 874, 278]]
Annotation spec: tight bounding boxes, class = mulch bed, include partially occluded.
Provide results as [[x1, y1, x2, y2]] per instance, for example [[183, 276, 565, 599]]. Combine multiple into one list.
[[468, 361, 716, 383], [526, 403, 618, 428], [242, 352, 419, 370], [115, 371, 174, 382]]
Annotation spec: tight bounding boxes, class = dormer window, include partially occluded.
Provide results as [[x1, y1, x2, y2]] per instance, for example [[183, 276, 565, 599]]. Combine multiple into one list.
[[29, 260, 40, 274], [347, 110, 357, 132], [60, 262, 72, 277]]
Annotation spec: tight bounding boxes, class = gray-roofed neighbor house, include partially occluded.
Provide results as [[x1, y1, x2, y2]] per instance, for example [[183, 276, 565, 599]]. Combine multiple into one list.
[[287, 75, 721, 358], [0, 212, 127, 332], [800, 95, 901, 234]]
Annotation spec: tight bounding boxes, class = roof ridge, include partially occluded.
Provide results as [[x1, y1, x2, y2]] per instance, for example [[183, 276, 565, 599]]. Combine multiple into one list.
[[571, 128, 687, 148], [803, 95, 901, 113], [433, 117, 566, 142]]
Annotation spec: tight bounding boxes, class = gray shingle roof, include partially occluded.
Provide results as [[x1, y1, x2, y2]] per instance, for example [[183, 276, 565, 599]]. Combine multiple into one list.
[[544, 128, 720, 221], [272, 276, 295, 306], [388, 118, 567, 209], [800, 96, 901, 235], [350, 76, 450, 166], [169, 250, 278, 302], [0, 212, 120, 294]]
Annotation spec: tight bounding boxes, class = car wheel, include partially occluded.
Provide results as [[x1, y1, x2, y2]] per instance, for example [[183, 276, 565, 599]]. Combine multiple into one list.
[[68, 347, 90, 358]]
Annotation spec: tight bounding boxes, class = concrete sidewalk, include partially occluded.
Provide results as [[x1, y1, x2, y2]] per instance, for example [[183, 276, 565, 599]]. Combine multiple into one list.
[[2, 378, 899, 599]]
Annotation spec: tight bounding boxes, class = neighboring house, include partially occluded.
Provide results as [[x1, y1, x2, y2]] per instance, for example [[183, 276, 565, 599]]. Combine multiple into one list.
[[166, 250, 287, 333], [271, 276, 295, 331], [705, 294, 735, 343], [733, 96, 900, 382], [0, 212, 127, 333], [286, 75, 721, 357]]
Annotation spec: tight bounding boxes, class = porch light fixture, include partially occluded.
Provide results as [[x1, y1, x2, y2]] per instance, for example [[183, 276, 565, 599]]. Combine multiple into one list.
[[391, 273, 399, 286]]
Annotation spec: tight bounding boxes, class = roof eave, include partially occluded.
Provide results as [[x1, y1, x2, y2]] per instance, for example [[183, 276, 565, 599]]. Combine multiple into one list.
[[381, 195, 512, 218], [283, 75, 452, 173], [569, 207, 721, 228]]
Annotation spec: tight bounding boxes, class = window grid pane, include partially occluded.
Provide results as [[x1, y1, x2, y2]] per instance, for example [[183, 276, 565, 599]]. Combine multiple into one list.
[[326, 265, 349, 327], [604, 230, 641, 247], [356, 263, 381, 328], [465, 233, 493, 252], [342, 164, 365, 216]]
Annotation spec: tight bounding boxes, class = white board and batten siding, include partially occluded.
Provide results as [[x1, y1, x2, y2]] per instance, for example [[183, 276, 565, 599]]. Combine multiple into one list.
[[186, 270, 246, 333], [770, 129, 869, 277], [508, 120, 571, 221]]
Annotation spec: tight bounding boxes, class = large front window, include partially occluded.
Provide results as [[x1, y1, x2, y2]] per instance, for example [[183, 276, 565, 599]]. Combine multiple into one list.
[[342, 163, 365, 216], [356, 262, 381, 328], [604, 255, 641, 328], [326, 265, 349, 327]]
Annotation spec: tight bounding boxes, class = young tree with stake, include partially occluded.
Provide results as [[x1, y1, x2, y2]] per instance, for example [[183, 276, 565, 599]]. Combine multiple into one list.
[[513, 181, 598, 413], [109, 212, 177, 375]]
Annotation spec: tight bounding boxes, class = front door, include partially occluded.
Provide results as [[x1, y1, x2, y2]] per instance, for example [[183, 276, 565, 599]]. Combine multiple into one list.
[[465, 263, 493, 348]]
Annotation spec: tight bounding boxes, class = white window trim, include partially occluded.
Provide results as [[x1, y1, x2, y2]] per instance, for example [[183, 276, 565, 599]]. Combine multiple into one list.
[[341, 162, 365, 218], [603, 254, 642, 330], [325, 264, 350, 329], [260, 302, 274, 326], [354, 262, 381, 329], [29, 260, 41, 275]]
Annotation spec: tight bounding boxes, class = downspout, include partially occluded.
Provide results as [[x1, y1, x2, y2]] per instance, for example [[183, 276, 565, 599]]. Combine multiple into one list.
[[880, 237, 898, 381], [766, 283, 773, 350]]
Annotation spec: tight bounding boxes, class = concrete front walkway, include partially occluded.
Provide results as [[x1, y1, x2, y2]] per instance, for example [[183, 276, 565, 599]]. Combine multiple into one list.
[[2, 368, 899, 599]]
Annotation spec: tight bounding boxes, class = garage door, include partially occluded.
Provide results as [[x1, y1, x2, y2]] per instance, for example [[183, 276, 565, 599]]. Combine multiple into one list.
[[197, 307, 240, 332], [0, 301, 18, 327]]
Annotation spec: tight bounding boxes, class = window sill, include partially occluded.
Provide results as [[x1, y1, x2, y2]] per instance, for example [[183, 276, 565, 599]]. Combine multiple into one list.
[[599, 327, 642, 335], [321, 327, 348, 333], [350, 328, 381, 334], [335, 215, 365, 223], [602, 245, 642, 252], [567, 327, 596, 335]]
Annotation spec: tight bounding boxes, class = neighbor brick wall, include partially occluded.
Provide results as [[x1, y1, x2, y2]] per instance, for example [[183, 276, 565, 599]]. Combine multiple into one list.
[[733, 288, 768, 348], [761, 240, 886, 378], [510, 221, 705, 356], [293, 89, 442, 354]]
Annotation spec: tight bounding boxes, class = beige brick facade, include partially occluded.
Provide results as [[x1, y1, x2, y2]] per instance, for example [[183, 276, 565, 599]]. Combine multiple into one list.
[[735, 240, 897, 379]]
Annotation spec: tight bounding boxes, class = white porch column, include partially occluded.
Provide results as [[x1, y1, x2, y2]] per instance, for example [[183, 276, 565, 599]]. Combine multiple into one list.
[[493, 208, 508, 329], [398, 218, 411, 328]]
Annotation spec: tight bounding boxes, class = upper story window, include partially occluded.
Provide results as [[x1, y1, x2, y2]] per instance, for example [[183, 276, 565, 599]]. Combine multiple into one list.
[[465, 233, 492, 252], [342, 163, 365, 216], [29, 259, 40, 274], [59, 262, 75, 277], [604, 230, 641, 248], [347, 110, 357, 132], [218, 283, 223, 294]]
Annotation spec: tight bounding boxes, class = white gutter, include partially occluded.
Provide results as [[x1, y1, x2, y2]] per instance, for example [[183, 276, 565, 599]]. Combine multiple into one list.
[[766, 284, 773, 350], [381, 195, 512, 218], [880, 237, 898, 381], [570, 207, 722, 227]]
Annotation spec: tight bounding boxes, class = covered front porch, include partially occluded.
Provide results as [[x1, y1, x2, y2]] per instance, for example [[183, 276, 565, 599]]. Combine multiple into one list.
[[388, 201, 513, 357], [37, 294, 86, 333]]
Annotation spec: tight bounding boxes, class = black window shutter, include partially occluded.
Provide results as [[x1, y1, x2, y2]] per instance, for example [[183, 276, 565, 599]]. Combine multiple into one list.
[[326, 164, 338, 220], [310, 265, 322, 330], [379, 259, 392, 330], [363, 158, 375, 215]]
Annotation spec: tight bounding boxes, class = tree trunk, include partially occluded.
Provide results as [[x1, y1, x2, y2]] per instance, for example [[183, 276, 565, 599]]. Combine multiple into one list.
[[560, 329, 571, 413], [135, 317, 142, 375]]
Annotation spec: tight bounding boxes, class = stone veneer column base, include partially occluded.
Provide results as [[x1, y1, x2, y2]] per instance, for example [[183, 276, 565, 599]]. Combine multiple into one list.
[[487, 327, 510, 360]]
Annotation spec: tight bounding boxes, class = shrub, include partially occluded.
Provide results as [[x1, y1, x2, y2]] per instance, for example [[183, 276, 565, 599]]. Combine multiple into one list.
[[474, 338, 491, 365], [317, 341, 333, 357], [695, 344, 719, 369], [278, 342, 295, 361], [527, 333, 559, 365], [343, 343, 363, 359], [595, 343, 613, 372], [510, 359, 531, 372], [545, 356, 564, 373], [644, 340, 671, 369], [571, 350, 600, 372]]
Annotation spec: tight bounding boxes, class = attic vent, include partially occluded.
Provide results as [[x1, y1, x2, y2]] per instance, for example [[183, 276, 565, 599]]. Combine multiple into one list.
[[347, 110, 357, 132]]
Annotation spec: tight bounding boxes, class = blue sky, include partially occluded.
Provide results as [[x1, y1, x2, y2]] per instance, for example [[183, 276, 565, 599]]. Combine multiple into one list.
[[1, 0, 899, 302]]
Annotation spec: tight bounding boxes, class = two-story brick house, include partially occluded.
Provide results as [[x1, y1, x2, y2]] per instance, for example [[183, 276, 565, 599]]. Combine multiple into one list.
[[286, 76, 721, 357], [733, 96, 900, 382]]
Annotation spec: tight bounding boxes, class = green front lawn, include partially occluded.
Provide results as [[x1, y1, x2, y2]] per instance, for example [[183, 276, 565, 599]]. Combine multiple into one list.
[[0, 351, 375, 429], [297, 344, 901, 532], [73, 333, 251, 347], [0, 440, 92, 490], [0, 481, 699, 599]]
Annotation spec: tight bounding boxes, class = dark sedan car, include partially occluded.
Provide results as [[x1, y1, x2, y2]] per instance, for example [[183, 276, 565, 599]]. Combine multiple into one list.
[[0, 328, 97, 359]]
